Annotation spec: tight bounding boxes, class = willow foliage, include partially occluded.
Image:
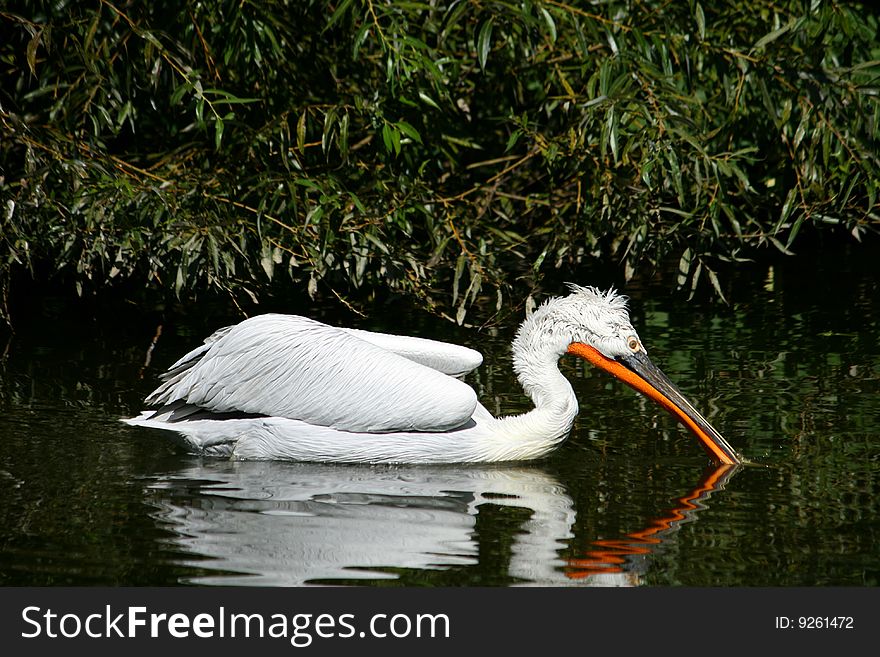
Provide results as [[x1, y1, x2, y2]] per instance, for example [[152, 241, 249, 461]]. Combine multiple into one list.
[[1, 0, 878, 323]]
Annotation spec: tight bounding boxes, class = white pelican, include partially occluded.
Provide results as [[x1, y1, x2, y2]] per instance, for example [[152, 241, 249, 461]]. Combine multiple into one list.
[[125, 285, 740, 465]]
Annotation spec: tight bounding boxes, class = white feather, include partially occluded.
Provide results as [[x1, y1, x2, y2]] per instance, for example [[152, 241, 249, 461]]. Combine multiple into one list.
[[145, 314, 478, 433]]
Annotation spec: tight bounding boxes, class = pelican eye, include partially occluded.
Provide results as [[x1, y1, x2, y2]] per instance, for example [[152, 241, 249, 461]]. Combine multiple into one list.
[[627, 337, 641, 352]]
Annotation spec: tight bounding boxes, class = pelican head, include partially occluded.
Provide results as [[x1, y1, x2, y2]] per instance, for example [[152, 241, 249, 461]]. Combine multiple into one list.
[[513, 284, 740, 465]]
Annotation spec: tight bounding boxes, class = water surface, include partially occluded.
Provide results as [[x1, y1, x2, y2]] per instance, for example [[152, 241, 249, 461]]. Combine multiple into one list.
[[1, 243, 878, 586]]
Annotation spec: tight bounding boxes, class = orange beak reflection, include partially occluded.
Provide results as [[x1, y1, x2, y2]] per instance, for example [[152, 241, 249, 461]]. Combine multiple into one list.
[[566, 463, 739, 581], [567, 342, 741, 465]]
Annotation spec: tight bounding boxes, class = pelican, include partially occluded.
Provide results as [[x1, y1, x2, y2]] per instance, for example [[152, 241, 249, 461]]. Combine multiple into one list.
[[124, 285, 740, 465]]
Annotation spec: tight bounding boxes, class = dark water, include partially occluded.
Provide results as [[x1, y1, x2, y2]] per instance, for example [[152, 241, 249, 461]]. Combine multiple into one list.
[[1, 244, 878, 586]]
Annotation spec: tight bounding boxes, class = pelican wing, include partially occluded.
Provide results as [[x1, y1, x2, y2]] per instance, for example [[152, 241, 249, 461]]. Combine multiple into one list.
[[339, 327, 483, 377], [145, 314, 479, 432]]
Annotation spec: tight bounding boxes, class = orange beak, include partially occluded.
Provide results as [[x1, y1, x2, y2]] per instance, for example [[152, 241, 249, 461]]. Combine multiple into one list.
[[567, 342, 741, 465]]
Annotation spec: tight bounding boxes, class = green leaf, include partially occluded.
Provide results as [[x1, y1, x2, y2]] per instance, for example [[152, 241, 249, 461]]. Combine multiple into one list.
[[339, 112, 350, 158], [452, 252, 465, 305], [363, 231, 390, 254], [706, 266, 727, 303], [695, 3, 706, 41], [666, 150, 684, 204], [753, 20, 794, 50], [390, 126, 401, 155], [540, 8, 557, 43], [294, 178, 322, 192], [418, 91, 441, 110], [322, 107, 337, 155], [606, 107, 618, 162], [297, 110, 307, 152], [352, 22, 370, 59], [382, 123, 393, 153], [785, 214, 806, 249], [777, 187, 798, 232], [581, 95, 608, 109], [396, 120, 422, 143], [792, 111, 810, 149], [768, 235, 795, 256], [532, 246, 549, 273], [169, 84, 189, 106], [477, 18, 494, 71], [175, 265, 185, 296], [677, 247, 693, 288], [261, 242, 274, 280], [505, 130, 522, 152], [324, 0, 355, 33], [441, 134, 483, 149], [26, 28, 42, 76], [688, 261, 702, 300], [214, 116, 225, 150]]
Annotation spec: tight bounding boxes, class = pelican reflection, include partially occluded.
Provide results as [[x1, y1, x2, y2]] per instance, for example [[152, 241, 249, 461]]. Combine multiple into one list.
[[146, 460, 738, 586]]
